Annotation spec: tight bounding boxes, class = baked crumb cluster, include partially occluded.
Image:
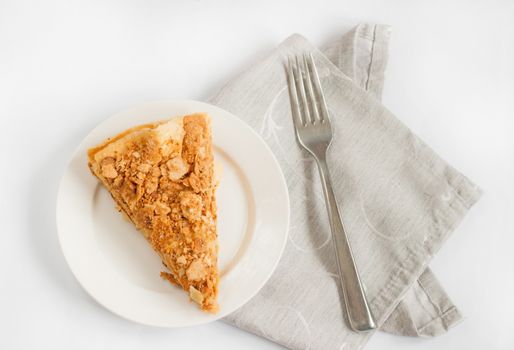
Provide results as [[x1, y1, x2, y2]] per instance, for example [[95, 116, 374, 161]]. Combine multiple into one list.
[[88, 114, 219, 313]]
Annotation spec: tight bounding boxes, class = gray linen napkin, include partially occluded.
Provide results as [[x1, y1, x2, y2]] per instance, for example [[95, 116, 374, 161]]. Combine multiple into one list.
[[210, 25, 481, 350]]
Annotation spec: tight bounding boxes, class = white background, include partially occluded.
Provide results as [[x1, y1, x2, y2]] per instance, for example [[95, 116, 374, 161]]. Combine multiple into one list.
[[1, 0, 513, 349]]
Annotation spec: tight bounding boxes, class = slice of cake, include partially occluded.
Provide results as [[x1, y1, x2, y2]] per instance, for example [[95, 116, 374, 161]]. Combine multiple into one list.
[[87, 113, 219, 313]]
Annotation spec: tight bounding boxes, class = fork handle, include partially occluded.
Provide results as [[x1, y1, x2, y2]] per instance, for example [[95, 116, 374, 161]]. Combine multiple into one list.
[[316, 157, 376, 332]]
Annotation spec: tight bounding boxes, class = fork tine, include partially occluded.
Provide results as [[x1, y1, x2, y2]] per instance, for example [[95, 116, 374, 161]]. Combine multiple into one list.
[[303, 54, 321, 124], [295, 56, 312, 125], [307, 53, 330, 123], [287, 56, 304, 127]]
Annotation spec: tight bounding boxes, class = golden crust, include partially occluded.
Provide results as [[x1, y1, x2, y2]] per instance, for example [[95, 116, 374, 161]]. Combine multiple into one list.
[[87, 113, 219, 313]]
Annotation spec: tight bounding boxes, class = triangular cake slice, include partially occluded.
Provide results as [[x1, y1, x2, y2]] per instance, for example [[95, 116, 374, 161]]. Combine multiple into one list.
[[88, 113, 219, 313]]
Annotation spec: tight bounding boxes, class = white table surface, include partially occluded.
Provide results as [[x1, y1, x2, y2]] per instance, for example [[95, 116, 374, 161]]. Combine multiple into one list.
[[2, 1, 513, 349]]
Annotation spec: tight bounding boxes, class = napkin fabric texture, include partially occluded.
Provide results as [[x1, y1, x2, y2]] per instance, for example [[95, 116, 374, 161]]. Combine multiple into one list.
[[210, 24, 481, 350]]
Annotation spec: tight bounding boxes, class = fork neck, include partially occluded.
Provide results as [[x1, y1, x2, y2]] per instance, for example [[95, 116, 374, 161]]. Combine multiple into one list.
[[308, 145, 329, 164]]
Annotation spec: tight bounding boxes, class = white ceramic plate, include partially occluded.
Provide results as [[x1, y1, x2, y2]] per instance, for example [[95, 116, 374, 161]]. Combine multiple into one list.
[[57, 100, 289, 327]]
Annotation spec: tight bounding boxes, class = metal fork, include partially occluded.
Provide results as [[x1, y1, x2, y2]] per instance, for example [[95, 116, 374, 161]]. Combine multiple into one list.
[[286, 53, 376, 332]]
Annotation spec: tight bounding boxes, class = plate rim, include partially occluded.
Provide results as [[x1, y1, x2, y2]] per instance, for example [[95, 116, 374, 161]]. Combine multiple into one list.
[[56, 99, 290, 327]]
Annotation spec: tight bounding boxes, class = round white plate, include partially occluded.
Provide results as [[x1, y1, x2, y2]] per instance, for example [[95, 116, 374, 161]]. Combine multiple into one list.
[[57, 100, 289, 327]]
